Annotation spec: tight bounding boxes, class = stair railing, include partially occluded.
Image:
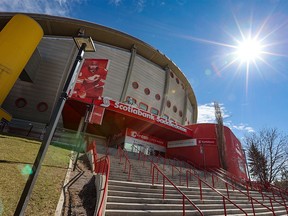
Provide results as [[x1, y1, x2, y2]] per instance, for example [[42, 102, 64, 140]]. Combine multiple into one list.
[[212, 168, 288, 214], [151, 164, 204, 216], [210, 169, 276, 216], [88, 141, 110, 216], [132, 145, 203, 215], [186, 159, 208, 180], [168, 159, 183, 185], [186, 170, 247, 216], [95, 155, 110, 216], [117, 146, 132, 181]]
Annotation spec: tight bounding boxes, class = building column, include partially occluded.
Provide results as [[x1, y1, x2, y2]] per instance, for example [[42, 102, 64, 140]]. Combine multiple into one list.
[[182, 88, 188, 125], [120, 44, 137, 102], [160, 65, 170, 116]]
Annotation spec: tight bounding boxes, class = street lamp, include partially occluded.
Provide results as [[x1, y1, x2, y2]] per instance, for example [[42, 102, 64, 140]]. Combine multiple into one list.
[[14, 30, 95, 215]]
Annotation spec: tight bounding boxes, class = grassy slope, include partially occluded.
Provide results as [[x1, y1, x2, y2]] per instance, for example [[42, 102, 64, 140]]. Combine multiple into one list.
[[0, 135, 71, 216]]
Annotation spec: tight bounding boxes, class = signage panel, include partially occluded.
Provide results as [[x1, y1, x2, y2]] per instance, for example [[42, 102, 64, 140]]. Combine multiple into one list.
[[93, 97, 193, 136], [197, 139, 216, 145], [167, 139, 197, 148]]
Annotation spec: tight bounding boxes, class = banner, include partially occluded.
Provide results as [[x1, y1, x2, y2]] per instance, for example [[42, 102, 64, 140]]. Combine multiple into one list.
[[71, 59, 109, 103], [88, 105, 105, 125]]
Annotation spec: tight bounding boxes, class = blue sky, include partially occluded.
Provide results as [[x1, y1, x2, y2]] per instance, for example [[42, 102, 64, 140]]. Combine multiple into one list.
[[1, 0, 288, 139]]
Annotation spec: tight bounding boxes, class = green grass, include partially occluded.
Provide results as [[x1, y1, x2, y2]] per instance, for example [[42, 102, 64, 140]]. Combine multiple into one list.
[[0, 134, 71, 216]]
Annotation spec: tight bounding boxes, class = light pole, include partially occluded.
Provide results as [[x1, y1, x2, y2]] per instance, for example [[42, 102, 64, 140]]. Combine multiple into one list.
[[14, 32, 95, 215]]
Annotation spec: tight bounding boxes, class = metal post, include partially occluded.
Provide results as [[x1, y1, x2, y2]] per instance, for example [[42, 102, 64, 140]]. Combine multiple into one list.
[[14, 43, 86, 216]]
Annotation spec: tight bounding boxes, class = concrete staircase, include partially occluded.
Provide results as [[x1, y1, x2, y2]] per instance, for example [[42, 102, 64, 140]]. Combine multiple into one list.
[[97, 147, 287, 216]]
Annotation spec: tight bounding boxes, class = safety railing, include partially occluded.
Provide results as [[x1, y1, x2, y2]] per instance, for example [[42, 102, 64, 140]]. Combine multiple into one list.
[[152, 164, 204, 216], [186, 159, 208, 180], [88, 141, 110, 216], [117, 146, 132, 181], [95, 155, 110, 216], [212, 168, 288, 214], [132, 145, 203, 215], [210, 169, 276, 216], [168, 159, 183, 185], [186, 170, 247, 215]]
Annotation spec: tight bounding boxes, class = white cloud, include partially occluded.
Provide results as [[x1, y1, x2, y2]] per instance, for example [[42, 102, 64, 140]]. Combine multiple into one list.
[[109, 0, 122, 6], [197, 102, 230, 123], [232, 124, 254, 133], [0, 0, 83, 17], [197, 102, 254, 134]]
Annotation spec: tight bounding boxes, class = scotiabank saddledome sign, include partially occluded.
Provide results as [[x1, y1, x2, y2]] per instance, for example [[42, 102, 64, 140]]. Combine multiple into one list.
[[93, 97, 193, 136]]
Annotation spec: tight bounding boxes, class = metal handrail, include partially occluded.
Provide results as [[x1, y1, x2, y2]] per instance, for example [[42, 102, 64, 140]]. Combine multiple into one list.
[[95, 155, 110, 216], [212, 168, 288, 214], [152, 164, 204, 216], [89, 141, 110, 216], [133, 145, 203, 216], [186, 170, 247, 216], [210, 169, 276, 216], [117, 146, 132, 181], [168, 159, 183, 185]]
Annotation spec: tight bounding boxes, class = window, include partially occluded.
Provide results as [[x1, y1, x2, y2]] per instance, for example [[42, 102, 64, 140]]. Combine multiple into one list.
[[37, 102, 48, 112], [125, 96, 137, 105], [155, 94, 161, 101], [163, 114, 169, 119], [139, 102, 148, 111], [169, 71, 174, 78], [132, 81, 139, 89], [151, 107, 159, 115], [15, 98, 27, 108], [166, 100, 171, 108], [179, 110, 183, 117], [176, 77, 180, 84], [181, 83, 185, 90], [173, 105, 177, 113], [144, 88, 150, 95]]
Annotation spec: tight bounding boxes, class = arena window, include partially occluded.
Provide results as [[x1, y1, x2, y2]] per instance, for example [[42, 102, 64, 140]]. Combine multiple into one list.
[[163, 114, 169, 119], [173, 105, 177, 113], [169, 71, 174, 78], [150, 107, 159, 115], [144, 88, 150, 95], [15, 98, 27, 108], [166, 100, 171, 108], [179, 110, 183, 117], [125, 96, 137, 106], [132, 81, 139, 89], [37, 102, 48, 112], [155, 94, 161, 101], [176, 77, 180, 84], [139, 102, 148, 111]]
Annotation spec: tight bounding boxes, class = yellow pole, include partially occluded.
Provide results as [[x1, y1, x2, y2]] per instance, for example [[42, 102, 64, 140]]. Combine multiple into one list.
[[0, 14, 43, 121]]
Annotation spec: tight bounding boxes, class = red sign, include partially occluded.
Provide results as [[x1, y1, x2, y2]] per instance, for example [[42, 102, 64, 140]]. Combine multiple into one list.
[[70, 59, 109, 103], [126, 128, 166, 147], [88, 105, 105, 125], [92, 97, 193, 136], [197, 139, 216, 145]]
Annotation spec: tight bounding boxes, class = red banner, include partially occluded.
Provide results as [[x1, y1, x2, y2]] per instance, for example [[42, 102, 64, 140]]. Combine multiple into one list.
[[88, 105, 105, 125], [71, 59, 109, 103]]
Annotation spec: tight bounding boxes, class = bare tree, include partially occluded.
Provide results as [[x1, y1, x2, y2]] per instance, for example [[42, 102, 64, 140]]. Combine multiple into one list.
[[244, 128, 288, 184]]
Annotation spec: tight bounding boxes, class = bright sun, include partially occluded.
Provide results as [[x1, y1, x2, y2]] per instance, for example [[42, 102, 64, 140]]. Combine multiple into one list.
[[236, 38, 263, 63]]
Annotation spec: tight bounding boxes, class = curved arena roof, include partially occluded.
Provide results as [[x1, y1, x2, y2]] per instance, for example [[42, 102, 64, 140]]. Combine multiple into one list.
[[0, 12, 198, 122]]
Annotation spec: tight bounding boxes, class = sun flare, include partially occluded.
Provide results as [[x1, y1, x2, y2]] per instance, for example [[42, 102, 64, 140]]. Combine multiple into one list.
[[236, 38, 263, 63]]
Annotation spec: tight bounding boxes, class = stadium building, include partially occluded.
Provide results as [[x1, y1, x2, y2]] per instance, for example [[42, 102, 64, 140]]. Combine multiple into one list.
[[0, 12, 247, 180]]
